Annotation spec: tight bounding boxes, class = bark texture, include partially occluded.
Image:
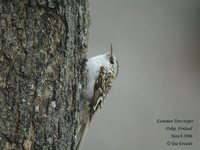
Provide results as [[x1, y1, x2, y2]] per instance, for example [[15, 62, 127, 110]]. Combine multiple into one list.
[[0, 0, 89, 149]]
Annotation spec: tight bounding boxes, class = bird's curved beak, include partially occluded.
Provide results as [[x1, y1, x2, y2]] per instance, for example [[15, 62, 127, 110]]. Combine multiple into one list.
[[106, 43, 114, 58], [110, 43, 113, 57], [107, 43, 114, 59]]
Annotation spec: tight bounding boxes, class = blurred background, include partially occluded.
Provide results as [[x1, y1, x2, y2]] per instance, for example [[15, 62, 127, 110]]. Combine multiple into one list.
[[83, 0, 200, 150]]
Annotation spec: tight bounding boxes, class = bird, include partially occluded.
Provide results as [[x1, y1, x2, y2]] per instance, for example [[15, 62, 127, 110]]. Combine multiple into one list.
[[75, 44, 119, 150]]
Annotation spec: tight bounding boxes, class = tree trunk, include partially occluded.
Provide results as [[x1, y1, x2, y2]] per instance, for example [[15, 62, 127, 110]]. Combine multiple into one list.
[[0, 0, 89, 149]]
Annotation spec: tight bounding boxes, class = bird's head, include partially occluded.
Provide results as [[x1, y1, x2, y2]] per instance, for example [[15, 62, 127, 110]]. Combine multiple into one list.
[[106, 44, 119, 79]]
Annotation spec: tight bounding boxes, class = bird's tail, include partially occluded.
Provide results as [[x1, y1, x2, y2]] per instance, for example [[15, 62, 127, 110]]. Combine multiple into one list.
[[75, 100, 92, 150], [75, 119, 90, 150]]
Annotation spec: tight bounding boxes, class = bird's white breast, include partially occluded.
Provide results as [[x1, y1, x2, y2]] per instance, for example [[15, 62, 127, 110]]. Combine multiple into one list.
[[86, 54, 110, 98]]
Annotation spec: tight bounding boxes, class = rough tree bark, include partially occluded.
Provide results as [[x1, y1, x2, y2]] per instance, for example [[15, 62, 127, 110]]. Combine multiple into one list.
[[0, 0, 89, 149]]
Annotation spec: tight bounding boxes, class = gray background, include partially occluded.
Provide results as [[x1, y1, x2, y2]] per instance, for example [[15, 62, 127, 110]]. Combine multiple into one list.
[[83, 0, 200, 150]]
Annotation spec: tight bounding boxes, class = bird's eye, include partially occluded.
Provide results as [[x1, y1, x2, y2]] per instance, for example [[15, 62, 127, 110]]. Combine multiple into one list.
[[110, 57, 114, 64]]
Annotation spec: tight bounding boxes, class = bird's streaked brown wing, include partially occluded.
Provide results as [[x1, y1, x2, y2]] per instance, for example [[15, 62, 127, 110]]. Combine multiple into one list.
[[90, 66, 114, 121]]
